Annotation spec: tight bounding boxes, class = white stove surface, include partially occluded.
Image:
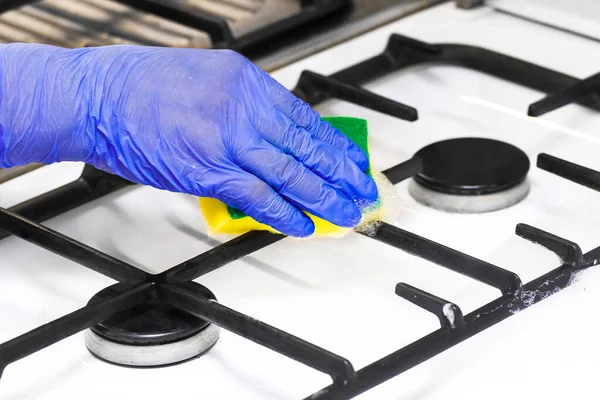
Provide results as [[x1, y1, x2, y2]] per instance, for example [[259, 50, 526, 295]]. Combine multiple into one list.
[[2, 2, 600, 399]]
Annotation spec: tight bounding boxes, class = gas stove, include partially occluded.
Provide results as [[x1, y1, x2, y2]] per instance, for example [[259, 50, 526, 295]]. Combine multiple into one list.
[[2, 2, 600, 400]]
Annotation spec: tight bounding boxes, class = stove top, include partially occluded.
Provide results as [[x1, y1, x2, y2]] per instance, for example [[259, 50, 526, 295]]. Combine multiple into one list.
[[2, 2, 600, 400]]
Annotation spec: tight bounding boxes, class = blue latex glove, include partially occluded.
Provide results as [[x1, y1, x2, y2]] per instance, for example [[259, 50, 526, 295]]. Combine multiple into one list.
[[0, 44, 377, 237]]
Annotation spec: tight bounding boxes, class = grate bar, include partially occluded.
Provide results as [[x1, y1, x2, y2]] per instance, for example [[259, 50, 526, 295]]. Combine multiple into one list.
[[302, 34, 600, 115], [395, 283, 464, 329], [381, 156, 422, 185], [396, 283, 465, 329], [528, 72, 600, 117], [537, 153, 600, 193], [385, 32, 442, 55], [0, 165, 133, 241], [516, 223, 584, 268], [161, 230, 284, 283], [295, 70, 418, 121], [0, 283, 152, 377], [160, 283, 355, 385], [0, 207, 148, 283], [384, 34, 600, 113], [369, 222, 523, 295], [306, 243, 600, 400], [329, 53, 396, 91]]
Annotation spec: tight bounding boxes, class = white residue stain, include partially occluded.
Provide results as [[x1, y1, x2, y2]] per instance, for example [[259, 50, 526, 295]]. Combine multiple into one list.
[[525, 286, 562, 307], [509, 271, 584, 314], [355, 170, 400, 237], [567, 270, 581, 286], [481, 302, 506, 317], [442, 303, 455, 327]]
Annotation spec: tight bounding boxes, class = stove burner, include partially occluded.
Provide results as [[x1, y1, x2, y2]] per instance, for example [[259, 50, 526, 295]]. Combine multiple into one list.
[[85, 284, 219, 367], [409, 138, 531, 213]]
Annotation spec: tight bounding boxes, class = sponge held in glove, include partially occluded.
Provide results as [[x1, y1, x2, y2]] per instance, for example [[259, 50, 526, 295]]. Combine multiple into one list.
[[198, 116, 384, 237]]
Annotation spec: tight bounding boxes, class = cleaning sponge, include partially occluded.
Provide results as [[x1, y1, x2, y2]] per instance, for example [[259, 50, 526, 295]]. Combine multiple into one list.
[[198, 116, 384, 237]]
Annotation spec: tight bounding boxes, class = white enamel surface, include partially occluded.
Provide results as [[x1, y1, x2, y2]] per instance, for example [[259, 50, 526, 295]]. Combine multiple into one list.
[[2, 3, 600, 399], [489, 0, 600, 41]]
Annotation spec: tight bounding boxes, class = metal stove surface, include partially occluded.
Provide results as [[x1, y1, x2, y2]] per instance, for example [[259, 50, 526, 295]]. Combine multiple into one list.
[[2, 2, 600, 399]]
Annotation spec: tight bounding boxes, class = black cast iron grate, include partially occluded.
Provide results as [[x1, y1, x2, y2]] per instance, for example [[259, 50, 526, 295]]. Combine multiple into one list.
[[2, 34, 600, 399], [1, 152, 598, 399]]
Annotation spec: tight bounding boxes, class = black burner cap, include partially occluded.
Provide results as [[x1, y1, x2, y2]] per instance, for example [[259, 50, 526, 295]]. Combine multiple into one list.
[[89, 283, 215, 346], [413, 138, 530, 195]]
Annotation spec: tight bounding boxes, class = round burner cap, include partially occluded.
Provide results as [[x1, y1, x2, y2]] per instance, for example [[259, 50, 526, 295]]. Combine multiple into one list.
[[86, 283, 219, 367], [89, 284, 213, 346], [413, 138, 530, 195]]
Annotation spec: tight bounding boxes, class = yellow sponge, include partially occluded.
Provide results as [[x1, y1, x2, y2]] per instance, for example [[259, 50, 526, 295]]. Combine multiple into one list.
[[199, 117, 384, 237]]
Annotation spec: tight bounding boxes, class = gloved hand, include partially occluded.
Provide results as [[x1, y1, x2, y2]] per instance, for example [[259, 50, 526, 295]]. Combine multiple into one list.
[[0, 44, 377, 237]]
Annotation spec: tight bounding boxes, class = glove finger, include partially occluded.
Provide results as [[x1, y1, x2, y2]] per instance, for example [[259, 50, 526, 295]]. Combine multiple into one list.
[[215, 170, 315, 238], [256, 112, 378, 201], [254, 71, 369, 170], [234, 138, 362, 228], [287, 100, 369, 171]]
